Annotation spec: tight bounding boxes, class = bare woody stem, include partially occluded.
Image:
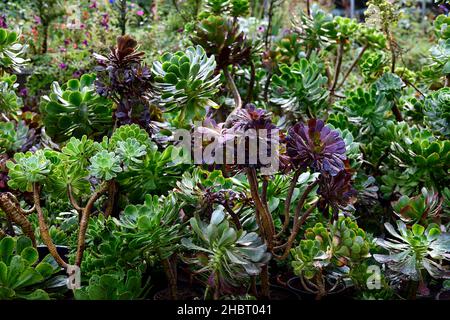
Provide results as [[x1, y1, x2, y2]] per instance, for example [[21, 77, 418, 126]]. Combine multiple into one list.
[[162, 257, 178, 300], [33, 183, 67, 268], [445, 74, 450, 87], [277, 179, 318, 240], [67, 185, 83, 212], [273, 202, 318, 260], [75, 182, 109, 266], [0, 193, 36, 247], [223, 67, 242, 111], [329, 41, 345, 100], [246, 168, 275, 248], [336, 44, 368, 90], [264, 0, 275, 51], [276, 169, 302, 237]]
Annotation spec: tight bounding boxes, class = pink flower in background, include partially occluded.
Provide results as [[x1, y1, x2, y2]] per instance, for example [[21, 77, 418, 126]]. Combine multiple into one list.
[[59, 63, 68, 69], [34, 15, 41, 25], [59, 47, 67, 53], [82, 40, 88, 46], [89, 1, 97, 9], [101, 13, 109, 29], [136, 10, 144, 16], [0, 15, 7, 29]]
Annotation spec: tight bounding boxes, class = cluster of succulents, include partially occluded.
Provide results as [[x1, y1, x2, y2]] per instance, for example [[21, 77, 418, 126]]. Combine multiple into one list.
[[271, 59, 329, 119], [0, 29, 28, 73], [2, 0, 450, 303], [303, 217, 371, 266], [40, 73, 113, 142], [191, 15, 253, 70], [152, 45, 220, 123]]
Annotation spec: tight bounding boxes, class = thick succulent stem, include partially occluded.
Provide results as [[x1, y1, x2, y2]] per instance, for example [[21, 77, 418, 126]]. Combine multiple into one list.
[[162, 257, 178, 300], [0, 193, 36, 247], [104, 180, 118, 217], [33, 183, 67, 268], [67, 185, 83, 212], [41, 23, 48, 54], [75, 182, 109, 266], [386, 28, 396, 73], [391, 99, 403, 122], [246, 168, 275, 248], [260, 264, 270, 299], [213, 271, 220, 300]]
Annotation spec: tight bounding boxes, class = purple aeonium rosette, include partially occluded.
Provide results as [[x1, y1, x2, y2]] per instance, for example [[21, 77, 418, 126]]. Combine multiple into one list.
[[317, 168, 357, 219], [286, 119, 346, 176]]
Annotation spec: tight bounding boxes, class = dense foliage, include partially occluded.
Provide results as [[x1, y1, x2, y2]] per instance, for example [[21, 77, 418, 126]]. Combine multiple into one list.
[[0, 0, 449, 301]]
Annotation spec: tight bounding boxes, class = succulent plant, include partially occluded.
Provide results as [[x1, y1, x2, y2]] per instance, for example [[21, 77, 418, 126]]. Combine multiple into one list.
[[74, 269, 148, 300], [204, 0, 231, 15], [88, 150, 122, 181], [109, 124, 151, 149], [385, 124, 450, 194], [0, 236, 60, 300], [286, 119, 347, 176], [392, 188, 443, 225], [304, 217, 371, 266], [94, 35, 154, 132], [290, 239, 330, 280], [271, 59, 328, 119], [191, 16, 253, 70], [115, 138, 147, 168], [333, 16, 358, 41], [79, 214, 143, 278], [0, 74, 22, 115], [375, 72, 405, 99], [114, 194, 184, 261], [6, 150, 51, 192], [152, 45, 220, 122], [175, 168, 235, 214], [40, 73, 113, 142], [358, 50, 386, 81], [0, 29, 28, 73], [317, 169, 357, 219], [429, 39, 450, 76], [356, 26, 386, 49], [0, 121, 35, 155], [423, 87, 450, 138], [230, 0, 249, 18], [374, 221, 450, 280], [292, 5, 337, 51], [274, 32, 303, 65], [181, 207, 270, 295], [434, 14, 450, 40], [291, 217, 371, 298], [340, 85, 392, 140]]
